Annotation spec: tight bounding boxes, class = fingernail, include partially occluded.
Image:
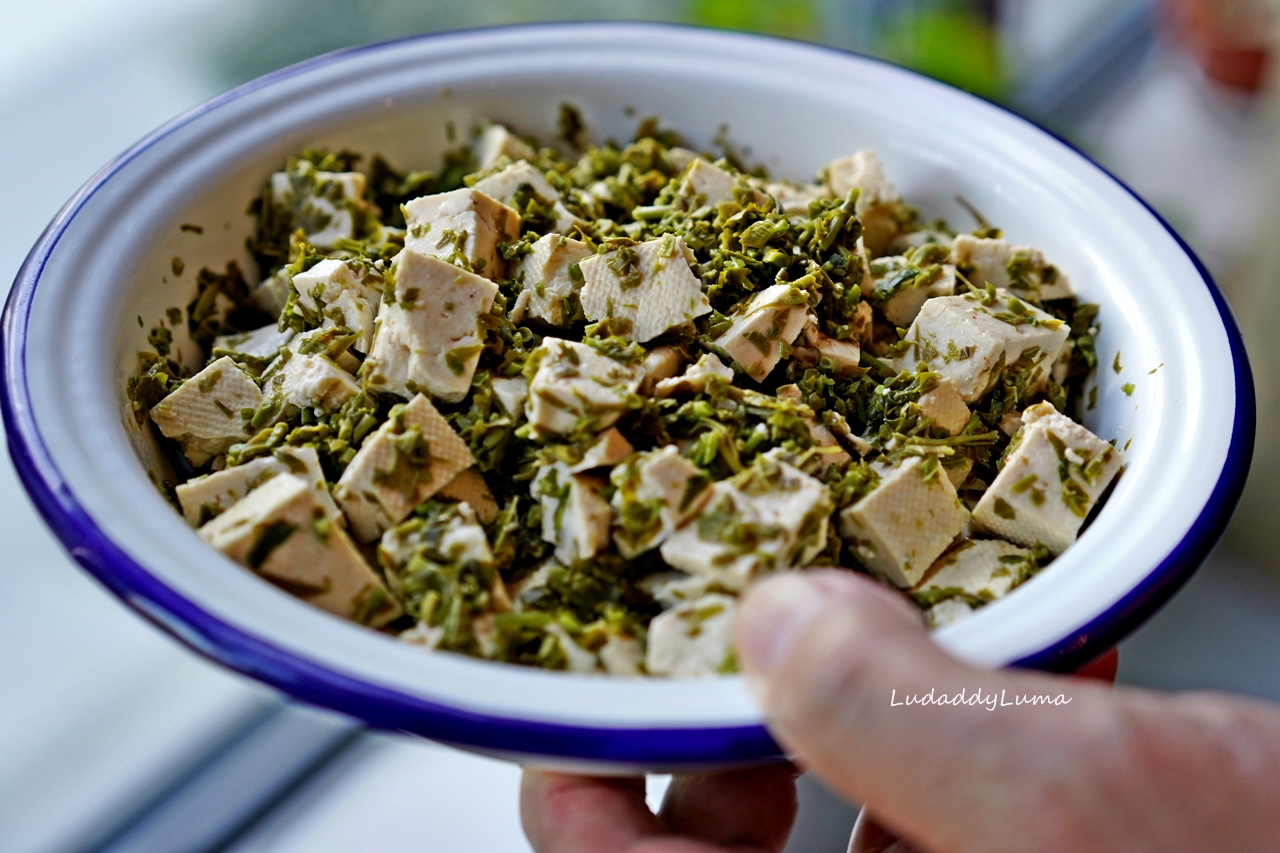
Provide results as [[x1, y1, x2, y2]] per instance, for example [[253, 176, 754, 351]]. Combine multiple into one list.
[[737, 573, 830, 684]]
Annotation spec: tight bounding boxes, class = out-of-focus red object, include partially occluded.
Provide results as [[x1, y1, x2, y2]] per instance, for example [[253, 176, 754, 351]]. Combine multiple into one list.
[[1072, 647, 1120, 684], [1163, 0, 1274, 92]]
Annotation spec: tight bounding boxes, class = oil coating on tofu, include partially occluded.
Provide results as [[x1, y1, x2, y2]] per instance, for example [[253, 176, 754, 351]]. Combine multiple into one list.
[[130, 113, 1119, 676]]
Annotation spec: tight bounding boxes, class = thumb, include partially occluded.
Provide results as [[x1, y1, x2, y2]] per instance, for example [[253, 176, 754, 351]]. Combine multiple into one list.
[[735, 570, 1120, 853]]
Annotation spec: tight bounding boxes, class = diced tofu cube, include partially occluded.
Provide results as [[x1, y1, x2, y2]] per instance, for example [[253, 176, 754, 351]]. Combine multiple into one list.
[[659, 453, 832, 589], [654, 353, 734, 397], [525, 338, 644, 436], [545, 622, 601, 673], [713, 284, 811, 381], [402, 188, 519, 280], [598, 633, 645, 675], [213, 324, 295, 362], [797, 316, 861, 373], [251, 270, 291, 317], [766, 181, 831, 214], [435, 468, 500, 525], [569, 428, 634, 473], [365, 249, 499, 403], [866, 257, 957, 328], [532, 462, 612, 564], [270, 166, 367, 249], [678, 158, 738, 206], [475, 124, 537, 168], [646, 593, 738, 678], [952, 234, 1072, 301], [176, 445, 340, 527], [334, 394, 476, 542], [149, 357, 261, 466], [752, 387, 851, 471], [491, 375, 529, 418], [917, 376, 970, 436], [579, 236, 712, 343], [666, 146, 701, 172], [972, 402, 1123, 554], [838, 456, 968, 587], [826, 149, 901, 254], [289, 259, 379, 352], [611, 446, 712, 557], [916, 539, 1036, 602], [638, 346, 683, 394], [890, 289, 1070, 403], [266, 352, 360, 412], [943, 456, 973, 490], [926, 597, 976, 629], [199, 474, 400, 626], [471, 161, 583, 233], [510, 233, 593, 326], [380, 501, 494, 574]]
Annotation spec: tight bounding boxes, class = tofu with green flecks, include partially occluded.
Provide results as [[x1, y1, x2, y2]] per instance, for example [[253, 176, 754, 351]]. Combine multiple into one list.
[[654, 353, 733, 397], [611, 446, 712, 558], [511, 233, 593, 326], [659, 453, 831, 590], [797, 315, 861, 373], [713, 284, 812, 381], [826, 149, 901, 254], [766, 181, 830, 215], [213, 324, 295, 363], [578, 236, 712, 343], [532, 462, 612, 565], [334, 394, 476, 542], [638, 346, 683, 394], [288, 258, 379, 352], [176, 446, 340, 527], [149, 357, 261, 467], [838, 456, 968, 588], [402, 188, 519, 280], [490, 375, 528, 419], [266, 351, 360, 412], [435, 469, 500, 526], [199, 473, 400, 627], [952, 234, 1072, 301], [866, 256, 957, 328], [925, 597, 977, 629], [570, 428, 634, 473], [365, 249, 499, 403], [471, 161, 584, 234], [677, 158, 739, 206], [917, 376, 970, 436], [972, 401, 1123, 554], [916, 539, 1037, 627], [269, 164, 367, 250], [475, 124, 537, 168], [524, 338, 644, 436], [889, 288, 1070, 403], [646, 593, 738, 677]]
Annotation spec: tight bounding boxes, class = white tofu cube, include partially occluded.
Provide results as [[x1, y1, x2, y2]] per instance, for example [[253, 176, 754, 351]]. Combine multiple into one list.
[[890, 289, 1070, 403], [545, 623, 601, 673], [510, 233, 593, 326], [380, 501, 494, 573], [916, 538, 1036, 602], [176, 445, 340, 527], [917, 376, 970, 436], [532, 462, 612, 565], [646, 593, 739, 678], [659, 453, 832, 589], [838, 456, 969, 587], [892, 229, 955, 253], [926, 598, 976, 629], [972, 402, 1123, 554], [475, 124, 537, 169], [365, 249, 499, 403], [826, 149, 901, 254], [149, 357, 261, 467], [289, 259, 379, 352], [199, 474, 400, 626], [952, 234, 1072, 301], [666, 147, 701, 172], [435, 468, 500, 525], [471, 161, 583, 233], [798, 315, 861, 373], [267, 352, 360, 412], [766, 181, 831, 215], [678, 158, 739, 206], [213, 324, 295, 362], [638, 346, 683, 394], [251, 270, 292, 317], [569, 427, 634, 473], [334, 394, 476, 542], [524, 337, 644, 436], [713, 284, 811, 381], [402, 188, 519, 280], [611, 445, 712, 557], [270, 166, 367, 250], [653, 353, 734, 397], [579, 236, 712, 343], [490, 375, 529, 418], [598, 633, 644, 676], [866, 257, 957, 328]]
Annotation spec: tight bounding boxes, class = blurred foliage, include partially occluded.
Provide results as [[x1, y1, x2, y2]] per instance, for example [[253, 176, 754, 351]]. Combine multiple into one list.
[[878, 3, 1005, 98], [690, 0, 820, 42]]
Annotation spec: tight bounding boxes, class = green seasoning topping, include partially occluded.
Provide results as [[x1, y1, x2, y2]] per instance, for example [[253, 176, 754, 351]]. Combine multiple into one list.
[[1113, 350, 1122, 374], [1121, 383, 1135, 396], [247, 521, 296, 569], [993, 497, 1017, 520]]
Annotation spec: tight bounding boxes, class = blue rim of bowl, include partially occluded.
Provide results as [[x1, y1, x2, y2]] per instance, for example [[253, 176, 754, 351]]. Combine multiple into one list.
[[0, 23, 1255, 764]]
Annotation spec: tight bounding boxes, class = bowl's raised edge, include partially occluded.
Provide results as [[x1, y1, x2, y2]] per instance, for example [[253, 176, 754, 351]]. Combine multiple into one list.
[[0, 22, 1256, 764]]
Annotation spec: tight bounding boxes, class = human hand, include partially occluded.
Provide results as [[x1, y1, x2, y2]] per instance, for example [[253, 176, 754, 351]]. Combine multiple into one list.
[[522, 569, 1280, 853]]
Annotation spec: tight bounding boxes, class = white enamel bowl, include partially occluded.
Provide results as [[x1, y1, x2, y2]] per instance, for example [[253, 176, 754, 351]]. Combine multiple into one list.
[[1, 24, 1253, 772]]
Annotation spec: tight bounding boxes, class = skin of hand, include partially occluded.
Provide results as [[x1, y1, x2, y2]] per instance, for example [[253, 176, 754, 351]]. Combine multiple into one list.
[[521, 570, 1280, 853]]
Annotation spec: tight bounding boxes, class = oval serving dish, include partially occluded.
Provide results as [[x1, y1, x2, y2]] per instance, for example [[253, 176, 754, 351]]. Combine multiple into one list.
[[0, 23, 1253, 772]]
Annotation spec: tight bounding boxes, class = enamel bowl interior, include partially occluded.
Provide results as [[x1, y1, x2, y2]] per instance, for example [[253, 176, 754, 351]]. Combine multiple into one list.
[[3, 24, 1249, 770]]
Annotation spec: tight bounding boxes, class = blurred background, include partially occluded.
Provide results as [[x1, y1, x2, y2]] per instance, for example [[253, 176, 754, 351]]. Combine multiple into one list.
[[3, 1, 1279, 850]]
